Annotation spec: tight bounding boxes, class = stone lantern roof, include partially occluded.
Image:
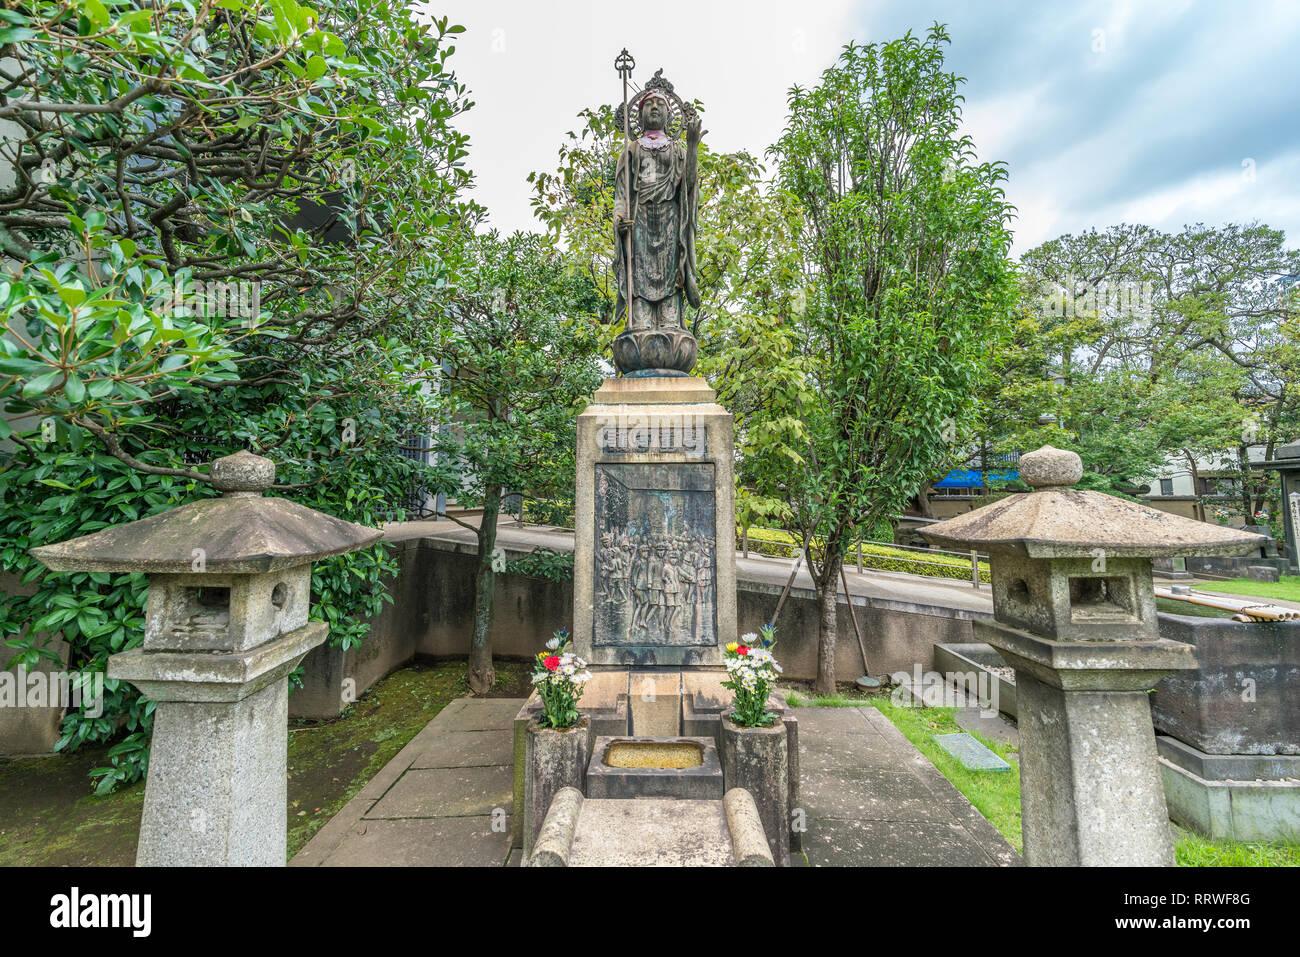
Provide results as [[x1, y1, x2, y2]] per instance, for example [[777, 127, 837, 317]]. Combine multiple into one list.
[[919, 445, 1269, 559], [30, 451, 382, 574]]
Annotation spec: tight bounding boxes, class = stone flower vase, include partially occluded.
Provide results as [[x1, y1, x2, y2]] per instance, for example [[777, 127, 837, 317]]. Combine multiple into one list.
[[522, 716, 590, 861], [721, 711, 789, 866]]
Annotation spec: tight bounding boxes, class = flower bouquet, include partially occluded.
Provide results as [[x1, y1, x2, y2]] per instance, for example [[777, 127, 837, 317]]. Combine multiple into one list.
[[721, 624, 782, 727], [531, 628, 591, 729]]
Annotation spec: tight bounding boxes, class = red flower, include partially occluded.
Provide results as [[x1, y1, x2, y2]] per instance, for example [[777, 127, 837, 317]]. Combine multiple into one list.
[[736, 646, 750, 656], [543, 655, 560, 671]]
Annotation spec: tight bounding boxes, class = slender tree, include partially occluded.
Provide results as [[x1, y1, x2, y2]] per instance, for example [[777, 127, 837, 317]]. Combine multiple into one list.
[[768, 26, 1018, 693], [434, 230, 602, 694]]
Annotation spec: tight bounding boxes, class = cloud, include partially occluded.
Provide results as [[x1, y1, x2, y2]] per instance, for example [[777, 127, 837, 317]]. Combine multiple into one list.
[[429, 0, 1300, 254]]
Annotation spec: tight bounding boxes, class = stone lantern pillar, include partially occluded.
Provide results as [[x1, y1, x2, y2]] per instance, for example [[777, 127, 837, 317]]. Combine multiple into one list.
[[920, 446, 1268, 866], [30, 451, 381, 866]]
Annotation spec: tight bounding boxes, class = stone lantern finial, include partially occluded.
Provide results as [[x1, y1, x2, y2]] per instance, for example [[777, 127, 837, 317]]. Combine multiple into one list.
[[210, 450, 276, 495], [1017, 444, 1082, 490]]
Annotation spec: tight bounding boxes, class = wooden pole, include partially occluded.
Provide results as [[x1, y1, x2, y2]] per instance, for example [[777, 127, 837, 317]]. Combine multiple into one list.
[[840, 562, 870, 676], [772, 539, 806, 624]]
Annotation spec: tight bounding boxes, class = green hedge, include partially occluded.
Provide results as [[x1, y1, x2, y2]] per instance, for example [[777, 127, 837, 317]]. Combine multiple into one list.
[[737, 526, 991, 584]]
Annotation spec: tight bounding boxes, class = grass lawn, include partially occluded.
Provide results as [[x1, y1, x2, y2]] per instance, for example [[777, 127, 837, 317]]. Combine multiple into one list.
[[0, 659, 528, 866], [786, 688, 1299, 867], [1192, 575, 1300, 604]]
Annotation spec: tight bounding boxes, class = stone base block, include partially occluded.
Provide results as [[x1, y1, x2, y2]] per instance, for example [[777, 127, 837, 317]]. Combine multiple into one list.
[[720, 714, 789, 866], [629, 671, 682, 736], [139, 678, 290, 866], [522, 718, 590, 861], [1158, 735, 1300, 843], [511, 681, 628, 849]]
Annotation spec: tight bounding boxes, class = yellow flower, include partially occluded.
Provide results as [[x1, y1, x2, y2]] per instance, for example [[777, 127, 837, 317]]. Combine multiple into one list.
[[726, 642, 738, 652]]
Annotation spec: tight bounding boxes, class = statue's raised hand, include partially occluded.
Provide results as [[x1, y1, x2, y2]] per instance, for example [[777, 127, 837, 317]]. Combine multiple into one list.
[[686, 115, 703, 145]]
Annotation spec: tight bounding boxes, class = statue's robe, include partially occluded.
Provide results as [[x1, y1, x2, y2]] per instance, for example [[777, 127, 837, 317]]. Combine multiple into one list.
[[613, 135, 700, 328]]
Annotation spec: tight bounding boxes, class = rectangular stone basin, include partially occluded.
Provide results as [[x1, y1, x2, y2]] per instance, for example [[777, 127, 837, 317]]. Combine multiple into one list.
[[604, 740, 704, 769], [586, 736, 723, 800]]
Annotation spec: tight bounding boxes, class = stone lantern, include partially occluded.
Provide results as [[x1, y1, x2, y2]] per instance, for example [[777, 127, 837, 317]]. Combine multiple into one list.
[[30, 451, 381, 866], [919, 445, 1268, 866]]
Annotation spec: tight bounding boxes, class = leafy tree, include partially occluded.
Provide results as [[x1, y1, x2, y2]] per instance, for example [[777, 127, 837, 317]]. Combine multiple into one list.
[[1011, 223, 1300, 509], [0, 0, 473, 789], [432, 230, 602, 694], [768, 26, 1018, 693]]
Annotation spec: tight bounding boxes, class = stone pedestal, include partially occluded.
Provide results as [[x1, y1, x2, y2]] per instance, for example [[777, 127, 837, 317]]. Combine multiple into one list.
[[1156, 735, 1300, 842], [574, 377, 736, 667], [720, 714, 789, 866], [108, 621, 327, 866], [978, 619, 1196, 866], [522, 718, 591, 861]]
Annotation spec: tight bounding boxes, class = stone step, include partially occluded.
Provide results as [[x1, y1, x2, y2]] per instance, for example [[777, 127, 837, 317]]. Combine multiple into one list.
[[527, 787, 772, 867], [570, 798, 735, 866]]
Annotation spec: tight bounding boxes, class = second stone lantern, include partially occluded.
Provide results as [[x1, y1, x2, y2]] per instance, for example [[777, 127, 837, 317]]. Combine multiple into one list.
[[920, 445, 1267, 866]]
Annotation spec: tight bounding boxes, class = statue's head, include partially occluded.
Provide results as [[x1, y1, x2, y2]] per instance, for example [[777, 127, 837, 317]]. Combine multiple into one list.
[[637, 91, 670, 132]]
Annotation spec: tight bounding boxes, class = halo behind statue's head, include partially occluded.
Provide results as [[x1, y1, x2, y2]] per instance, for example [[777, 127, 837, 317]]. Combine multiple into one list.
[[615, 67, 698, 139]]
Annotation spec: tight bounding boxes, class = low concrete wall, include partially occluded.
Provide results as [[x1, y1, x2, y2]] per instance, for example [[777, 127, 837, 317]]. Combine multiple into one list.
[[3, 533, 981, 741], [0, 572, 69, 756], [290, 538, 424, 719], [291, 536, 977, 716]]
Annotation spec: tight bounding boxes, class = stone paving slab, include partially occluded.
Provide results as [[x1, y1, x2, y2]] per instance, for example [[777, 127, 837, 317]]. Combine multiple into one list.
[[801, 818, 1000, 867], [435, 698, 524, 731], [317, 817, 511, 867], [800, 768, 957, 822], [366, 765, 513, 819], [794, 706, 1021, 867], [955, 708, 1020, 746], [291, 697, 526, 867], [933, 732, 1011, 771], [798, 723, 912, 771], [409, 729, 514, 768]]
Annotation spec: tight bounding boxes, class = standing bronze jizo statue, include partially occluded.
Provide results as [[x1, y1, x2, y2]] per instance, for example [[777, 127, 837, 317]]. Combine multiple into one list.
[[613, 66, 703, 377]]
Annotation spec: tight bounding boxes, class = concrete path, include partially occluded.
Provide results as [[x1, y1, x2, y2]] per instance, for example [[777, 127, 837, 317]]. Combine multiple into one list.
[[292, 694, 1020, 867], [793, 706, 1020, 866], [291, 697, 522, 867]]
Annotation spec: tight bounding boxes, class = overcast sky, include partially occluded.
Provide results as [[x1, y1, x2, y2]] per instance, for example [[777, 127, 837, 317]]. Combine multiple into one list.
[[424, 0, 1300, 255]]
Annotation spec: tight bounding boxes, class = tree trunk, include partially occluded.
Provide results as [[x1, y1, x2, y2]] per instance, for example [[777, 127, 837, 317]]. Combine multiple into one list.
[[1187, 455, 1203, 523], [1236, 445, 1252, 522], [467, 483, 502, 695], [917, 479, 936, 519], [813, 548, 843, 696]]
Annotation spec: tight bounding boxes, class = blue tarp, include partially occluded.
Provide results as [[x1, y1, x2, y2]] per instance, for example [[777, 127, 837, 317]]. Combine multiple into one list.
[[933, 469, 1019, 489]]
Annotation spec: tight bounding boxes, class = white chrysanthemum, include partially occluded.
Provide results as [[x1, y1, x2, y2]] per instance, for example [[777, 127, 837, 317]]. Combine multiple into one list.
[[545, 636, 561, 650]]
